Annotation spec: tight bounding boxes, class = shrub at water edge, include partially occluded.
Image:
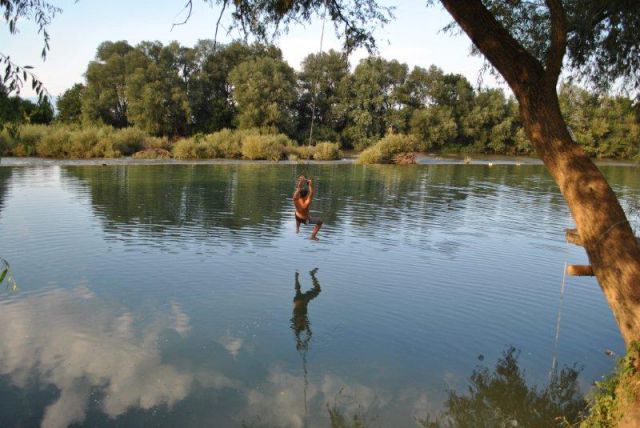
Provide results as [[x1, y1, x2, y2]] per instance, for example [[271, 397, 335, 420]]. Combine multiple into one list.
[[143, 136, 171, 150], [110, 128, 146, 155], [241, 134, 292, 161], [1, 124, 49, 156], [358, 134, 416, 164], [200, 129, 243, 159], [313, 142, 342, 160], [132, 148, 172, 159], [173, 138, 199, 160]]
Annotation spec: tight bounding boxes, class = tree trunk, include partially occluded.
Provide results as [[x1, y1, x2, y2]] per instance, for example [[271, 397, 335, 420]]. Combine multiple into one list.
[[519, 85, 640, 346], [440, 0, 640, 347]]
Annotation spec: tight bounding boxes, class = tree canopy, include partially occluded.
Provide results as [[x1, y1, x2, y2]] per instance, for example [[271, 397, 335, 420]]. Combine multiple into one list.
[[0, 83, 53, 127], [475, 0, 640, 93], [1, 36, 636, 159], [43, 38, 633, 158]]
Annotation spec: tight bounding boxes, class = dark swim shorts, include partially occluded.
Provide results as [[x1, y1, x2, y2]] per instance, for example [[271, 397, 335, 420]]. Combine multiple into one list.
[[295, 213, 321, 225]]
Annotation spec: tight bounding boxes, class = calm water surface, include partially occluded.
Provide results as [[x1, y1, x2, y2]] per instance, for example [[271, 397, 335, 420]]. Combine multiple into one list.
[[0, 163, 636, 427]]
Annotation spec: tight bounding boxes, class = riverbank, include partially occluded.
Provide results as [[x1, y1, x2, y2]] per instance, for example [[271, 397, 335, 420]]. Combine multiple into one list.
[[2, 154, 638, 167]]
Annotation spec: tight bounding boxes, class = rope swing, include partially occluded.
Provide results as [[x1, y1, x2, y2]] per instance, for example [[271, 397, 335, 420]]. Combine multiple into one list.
[[307, 5, 327, 146]]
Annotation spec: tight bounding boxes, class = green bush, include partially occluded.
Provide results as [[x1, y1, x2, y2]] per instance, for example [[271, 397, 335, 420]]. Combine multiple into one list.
[[313, 142, 342, 160], [36, 127, 71, 158], [200, 129, 243, 159], [241, 134, 291, 161], [90, 134, 121, 158], [292, 145, 316, 160], [143, 136, 171, 150], [0, 125, 342, 162], [358, 147, 383, 164], [173, 138, 199, 160], [67, 127, 101, 159], [111, 128, 146, 155], [0, 126, 17, 155], [358, 134, 416, 164], [132, 148, 172, 159], [9, 124, 49, 156]]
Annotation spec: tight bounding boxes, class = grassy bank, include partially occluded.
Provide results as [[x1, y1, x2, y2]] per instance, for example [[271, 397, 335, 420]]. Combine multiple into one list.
[[2, 125, 634, 165], [581, 342, 640, 427], [0, 125, 343, 161]]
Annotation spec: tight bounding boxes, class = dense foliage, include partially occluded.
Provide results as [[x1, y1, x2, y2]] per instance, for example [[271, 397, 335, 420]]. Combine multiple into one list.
[[1, 39, 638, 160], [0, 84, 54, 127], [0, 123, 342, 161]]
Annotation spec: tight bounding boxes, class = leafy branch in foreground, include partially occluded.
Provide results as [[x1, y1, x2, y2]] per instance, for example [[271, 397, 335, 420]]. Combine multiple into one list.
[[1, 0, 62, 96], [176, 0, 393, 54], [0, 258, 17, 292], [1, 53, 49, 99]]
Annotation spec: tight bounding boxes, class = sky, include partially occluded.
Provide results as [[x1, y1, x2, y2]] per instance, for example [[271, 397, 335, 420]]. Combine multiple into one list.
[[1, 0, 505, 98]]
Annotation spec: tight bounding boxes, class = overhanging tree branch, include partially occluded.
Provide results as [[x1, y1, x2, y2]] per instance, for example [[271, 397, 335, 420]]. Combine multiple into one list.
[[544, 0, 567, 88], [213, 0, 228, 50], [171, 0, 193, 31], [439, 0, 544, 94]]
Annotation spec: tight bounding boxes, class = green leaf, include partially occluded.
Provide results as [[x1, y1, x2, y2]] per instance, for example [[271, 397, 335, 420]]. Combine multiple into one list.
[[0, 268, 7, 284]]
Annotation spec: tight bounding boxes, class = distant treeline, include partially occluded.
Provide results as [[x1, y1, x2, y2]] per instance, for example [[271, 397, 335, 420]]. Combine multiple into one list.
[[1, 39, 639, 159]]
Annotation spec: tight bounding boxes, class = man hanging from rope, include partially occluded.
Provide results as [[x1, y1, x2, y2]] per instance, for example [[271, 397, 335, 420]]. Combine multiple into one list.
[[293, 175, 323, 240]]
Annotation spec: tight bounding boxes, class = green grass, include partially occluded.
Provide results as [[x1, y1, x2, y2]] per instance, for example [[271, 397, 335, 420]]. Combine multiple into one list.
[[0, 124, 158, 158], [1, 124, 344, 161], [581, 342, 640, 427]]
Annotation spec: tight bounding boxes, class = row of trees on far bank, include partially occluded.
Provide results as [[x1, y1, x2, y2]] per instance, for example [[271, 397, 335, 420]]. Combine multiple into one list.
[[1, 39, 639, 159]]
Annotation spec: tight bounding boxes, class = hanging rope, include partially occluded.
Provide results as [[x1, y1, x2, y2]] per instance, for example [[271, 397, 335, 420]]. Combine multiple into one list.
[[302, 349, 309, 426], [307, 6, 327, 146], [550, 261, 568, 378]]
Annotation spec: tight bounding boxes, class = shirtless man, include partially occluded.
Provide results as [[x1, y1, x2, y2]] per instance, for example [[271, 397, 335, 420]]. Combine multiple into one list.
[[293, 175, 323, 240]]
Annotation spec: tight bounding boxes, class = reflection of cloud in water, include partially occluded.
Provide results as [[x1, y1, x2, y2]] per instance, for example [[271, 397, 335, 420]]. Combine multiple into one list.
[[171, 301, 191, 336], [245, 368, 384, 428], [412, 392, 439, 423], [246, 367, 319, 428], [220, 335, 244, 358], [321, 374, 387, 415], [0, 286, 193, 428], [0, 286, 439, 427]]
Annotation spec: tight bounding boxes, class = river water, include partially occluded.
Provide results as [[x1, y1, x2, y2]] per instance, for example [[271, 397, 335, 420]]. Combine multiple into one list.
[[0, 163, 636, 427]]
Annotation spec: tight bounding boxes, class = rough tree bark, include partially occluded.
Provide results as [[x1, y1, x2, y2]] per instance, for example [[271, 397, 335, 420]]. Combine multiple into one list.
[[440, 0, 640, 347]]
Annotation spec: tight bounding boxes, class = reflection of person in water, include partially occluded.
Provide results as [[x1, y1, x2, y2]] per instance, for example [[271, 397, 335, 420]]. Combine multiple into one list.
[[291, 268, 322, 352]]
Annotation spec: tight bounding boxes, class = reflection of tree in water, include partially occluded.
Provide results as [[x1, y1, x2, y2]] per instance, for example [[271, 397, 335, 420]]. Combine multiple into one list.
[[419, 347, 586, 428], [62, 165, 292, 239], [322, 347, 587, 428], [0, 169, 17, 291], [0, 168, 12, 214], [62, 164, 573, 249]]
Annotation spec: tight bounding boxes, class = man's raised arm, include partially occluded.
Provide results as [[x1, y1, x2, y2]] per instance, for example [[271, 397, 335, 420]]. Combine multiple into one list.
[[293, 175, 306, 199], [306, 178, 314, 203]]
